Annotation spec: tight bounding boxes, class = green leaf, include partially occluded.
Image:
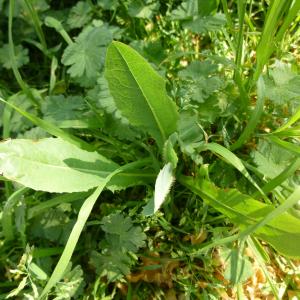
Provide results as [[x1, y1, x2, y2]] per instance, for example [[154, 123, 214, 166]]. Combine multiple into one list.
[[183, 14, 226, 34], [202, 143, 265, 197], [0, 138, 155, 193], [91, 212, 146, 282], [130, 40, 167, 66], [90, 249, 133, 281], [62, 24, 113, 80], [91, 74, 129, 124], [163, 134, 178, 169], [263, 61, 300, 105], [105, 41, 179, 148], [30, 207, 73, 245], [171, 0, 219, 20], [88, 75, 141, 140], [128, 0, 160, 19], [101, 212, 146, 252], [178, 110, 203, 164], [0, 44, 29, 69], [181, 177, 300, 258], [53, 265, 84, 299], [67, 1, 92, 29], [252, 139, 296, 179], [40, 161, 145, 297], [41, 95, 99, 129], [97, 0, 119, 10], [0, 96, 94, 151], [40, 171, 118, 298], [179, 61, 224, 103]]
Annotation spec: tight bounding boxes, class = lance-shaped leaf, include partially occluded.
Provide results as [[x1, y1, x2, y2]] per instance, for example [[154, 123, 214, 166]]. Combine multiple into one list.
[[0, 138, 155, 193], [180, 176, 300, 258], [154, 163, 175, 213], [105, 41, 179, 148]]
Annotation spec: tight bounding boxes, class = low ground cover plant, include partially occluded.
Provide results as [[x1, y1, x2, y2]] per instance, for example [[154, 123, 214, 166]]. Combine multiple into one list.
[[0, 0, 300, 299]]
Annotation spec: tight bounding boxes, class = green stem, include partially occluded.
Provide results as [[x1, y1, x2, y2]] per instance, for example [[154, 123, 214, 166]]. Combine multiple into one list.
[[253, 157, 300, 198], [8, 0, 39, 107], [252, 0, 292, 84], [230, 77, 265, 151], [23, 0, 48, 55], [234, 0, 246, 82]]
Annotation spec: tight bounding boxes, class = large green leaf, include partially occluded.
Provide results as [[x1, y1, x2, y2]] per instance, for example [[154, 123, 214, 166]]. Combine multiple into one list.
[[0, 138, 155, 193], [105, 41, 179, 148], [180, 176, 300, 258]]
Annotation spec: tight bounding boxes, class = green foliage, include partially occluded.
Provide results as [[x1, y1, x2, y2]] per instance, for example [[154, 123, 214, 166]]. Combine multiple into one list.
[[67, 1, 92, 29], [181, 177, 300, 258], [91, 212, 146, 281], [105, 41, 179, 148], [53, 265, 85, 300], [178, 61, 224, 103], [252, 139, 296, 179], [263, 60, 300, 104], [62, 24, 114, 81], [171, 0, 219, 19], [0, 138, 154, 193], [1, 0, 300, 298], [128, 0, 160, 19], [183, 14, 226, 34], [100, 212, 146, 252], [41, 95, 99, 129], [0, 44, 29, 69], [171, 0, 225, 34]]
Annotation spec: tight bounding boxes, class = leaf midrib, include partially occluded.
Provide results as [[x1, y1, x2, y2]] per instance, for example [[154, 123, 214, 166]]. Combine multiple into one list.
[[4, 154, 155, 178]]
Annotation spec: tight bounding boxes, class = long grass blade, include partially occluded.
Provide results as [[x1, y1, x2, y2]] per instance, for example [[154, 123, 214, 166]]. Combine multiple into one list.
[[39, 159, 149, 299], [27, 192, 89, 220], [0, 97, 94, 151], [23, 0, 48, 55], [202, 142, 269, 202], [274, 105, 300, 133], [253, 157, 300, 197], [268, 136, 300, 156], [231, 77, 265, 150], [8, 0, 39, 106]]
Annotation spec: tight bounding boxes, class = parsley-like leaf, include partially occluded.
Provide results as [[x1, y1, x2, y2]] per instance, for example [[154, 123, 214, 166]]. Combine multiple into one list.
[[42, 95, 99, 129], [62, 24, 112, 80], [101, 212, 146, 252], [67, 1, 92, 29], [252, 139, 296, 179], [128, 0, 160, 19], [263, 60, 300, 105], [90, 250, 133, 281], [0, 44, 29, 69]]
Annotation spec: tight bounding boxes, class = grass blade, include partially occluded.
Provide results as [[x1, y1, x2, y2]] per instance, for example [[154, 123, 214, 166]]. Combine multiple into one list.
[[0, 97, 94, 152], [27, 192, 89, 220], [253, 157, 300, 197], [202, 142, 269, 202], [274, 105, 300, 133], [39, 183, 110, 299], [231, 77, 265, 150], [268, 136, 300, 156], [8, 0, 39, 106], [39, 160, 149, 298]]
